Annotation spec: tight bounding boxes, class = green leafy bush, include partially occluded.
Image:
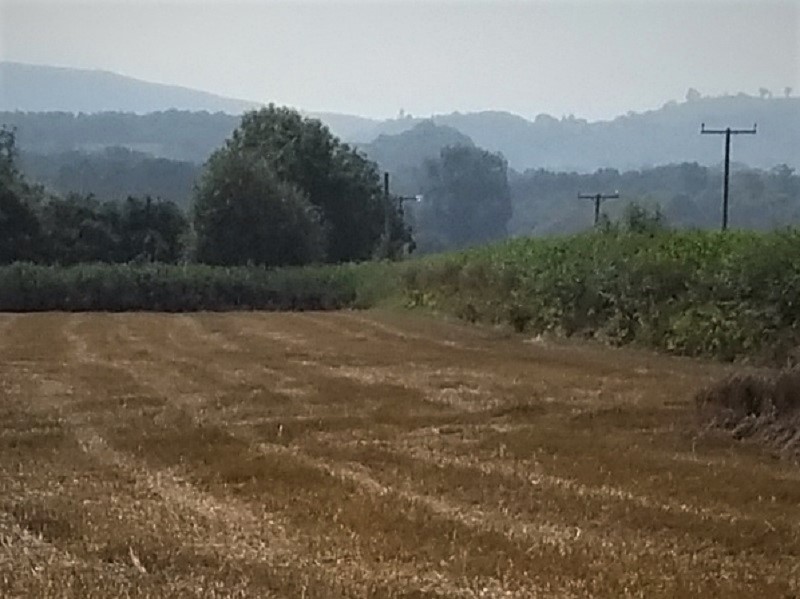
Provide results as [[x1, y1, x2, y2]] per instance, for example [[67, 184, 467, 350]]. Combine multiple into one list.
[[392, 229, 800, 363], [0, 263, 359, 312]]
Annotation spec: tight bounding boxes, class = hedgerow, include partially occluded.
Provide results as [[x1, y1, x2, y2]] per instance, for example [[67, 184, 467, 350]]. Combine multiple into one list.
[[0, 262, 362, 312], [3, 229, 800, 364], [396, 229, 800, 363]]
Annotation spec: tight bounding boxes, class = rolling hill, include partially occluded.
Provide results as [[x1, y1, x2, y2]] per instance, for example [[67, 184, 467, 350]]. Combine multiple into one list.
[[0, 62, 261, 114], [2, 62, 798, 172]]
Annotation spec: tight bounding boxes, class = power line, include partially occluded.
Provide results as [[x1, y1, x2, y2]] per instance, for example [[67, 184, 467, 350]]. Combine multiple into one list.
[[700, 123, 757, 231], [578, 191, 619, 226]]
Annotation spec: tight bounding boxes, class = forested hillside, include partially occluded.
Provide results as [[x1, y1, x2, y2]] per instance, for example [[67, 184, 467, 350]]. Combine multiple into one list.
[[3, 90, 797, 171], [3, 75, 798, 254], [19, 147, 200, 208], [509, 163, 800, 236], [8, 120, 800, 247], [363, 122, 800, 241], [0, 110, 240, 163], [358, 121, 475, 196], [375, 94, 800, 172]]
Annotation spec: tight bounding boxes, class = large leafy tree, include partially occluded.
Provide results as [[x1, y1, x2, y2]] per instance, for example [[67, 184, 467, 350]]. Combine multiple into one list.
[[193, 149, 325, 266], [197, 105, 400, 264], [0, 126, 44, 263], [416, 145, 512, 251]]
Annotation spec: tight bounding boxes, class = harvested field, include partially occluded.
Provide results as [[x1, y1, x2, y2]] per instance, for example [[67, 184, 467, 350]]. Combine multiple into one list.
[[0, 310, 798, 598]]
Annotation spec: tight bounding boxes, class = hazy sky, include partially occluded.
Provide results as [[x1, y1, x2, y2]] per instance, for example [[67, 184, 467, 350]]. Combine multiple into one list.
[[1, 0, 798, 121]]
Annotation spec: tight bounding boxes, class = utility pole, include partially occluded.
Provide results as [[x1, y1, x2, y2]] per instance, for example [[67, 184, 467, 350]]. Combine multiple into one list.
[[578, 191, 619, 226], [144, 196, 154, 262], [700, 123, 757, 231], [384, 172, 391, 242], [383, 172, 422, 255]]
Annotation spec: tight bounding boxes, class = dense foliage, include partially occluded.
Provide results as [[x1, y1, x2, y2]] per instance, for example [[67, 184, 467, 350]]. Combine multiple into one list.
[[396, 228, 800, 364], [194, 105, 408, 265], [2, 127, 188, 264], [39, 195, 188, 264], [193, 150, 325, 267], [0, 262, 364, 312], [3, 111, 409, 268], [5, 222, 800, 365], [1, 127, 47, 263], [6, 107, 800, 257]]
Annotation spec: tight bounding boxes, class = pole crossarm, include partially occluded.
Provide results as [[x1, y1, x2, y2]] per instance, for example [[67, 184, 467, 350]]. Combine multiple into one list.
[[700, 123, 757, 135], [578, 193, 619, 200], [578, 191, 619, 226]]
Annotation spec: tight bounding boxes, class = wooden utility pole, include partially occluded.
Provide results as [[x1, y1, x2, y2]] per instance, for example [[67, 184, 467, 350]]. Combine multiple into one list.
[[578, 191, 619, 226], [700, 123, 757, 231], [384, 172, 391, 241], [383, 172, 422, 253]]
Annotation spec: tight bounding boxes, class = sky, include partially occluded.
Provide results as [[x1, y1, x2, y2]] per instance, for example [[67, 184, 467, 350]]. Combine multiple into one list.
[[1, 0, 798, 122]]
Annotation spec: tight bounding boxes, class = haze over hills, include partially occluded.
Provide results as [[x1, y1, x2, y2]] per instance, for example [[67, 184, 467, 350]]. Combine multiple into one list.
[[2, 64, 797, 244], [0, 62, 261, 115], [368, 98, 800, 173], [1, 62, 798, 172]]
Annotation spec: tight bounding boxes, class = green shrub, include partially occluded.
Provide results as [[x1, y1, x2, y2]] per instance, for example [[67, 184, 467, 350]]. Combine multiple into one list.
[[391, 229, 800, 364], [0, 263, 360, 312]]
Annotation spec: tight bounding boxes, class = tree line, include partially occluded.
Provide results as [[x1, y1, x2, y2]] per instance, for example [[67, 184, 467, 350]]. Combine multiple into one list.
[[361, 120, 800, 247], [1, 127, 187, 264], [5, 107, 798, 267], [509, 162, 800, 236], [1, 106, 416, 267]]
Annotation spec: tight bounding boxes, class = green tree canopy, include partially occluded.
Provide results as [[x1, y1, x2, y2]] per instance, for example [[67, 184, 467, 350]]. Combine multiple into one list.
[[193, 148, 326, 266], [38, 194, 119, 264], [117, 196, 188, 263], [0, 126, 44, 263], [201, 105, 398, 264], [415, 145, 511, 251]]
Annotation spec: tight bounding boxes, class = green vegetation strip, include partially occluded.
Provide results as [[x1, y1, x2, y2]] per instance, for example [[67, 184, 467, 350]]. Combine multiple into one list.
[[3, 229, 800, 364], [0, 263, 379, 312], [395, 229, 800, 364]]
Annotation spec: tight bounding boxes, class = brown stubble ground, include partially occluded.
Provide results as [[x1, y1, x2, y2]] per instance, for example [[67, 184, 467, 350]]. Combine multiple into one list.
[[0, 310, 797, 598]]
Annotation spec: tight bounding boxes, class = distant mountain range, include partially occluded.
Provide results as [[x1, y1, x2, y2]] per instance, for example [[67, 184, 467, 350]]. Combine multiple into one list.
[[0, 62, 261, 114], [2, 61, 798, 171]]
